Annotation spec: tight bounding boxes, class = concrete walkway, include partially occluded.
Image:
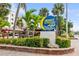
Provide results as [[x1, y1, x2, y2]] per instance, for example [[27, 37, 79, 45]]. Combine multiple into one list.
[[0, 40, 78, 56]]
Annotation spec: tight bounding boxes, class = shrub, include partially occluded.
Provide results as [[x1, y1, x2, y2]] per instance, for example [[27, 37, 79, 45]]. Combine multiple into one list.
[[56, 36, 61, 45], [11, 38, 26, 46], [0, 37, 49, 48], [26, 38, 41, 47], [69, 32, 74, 37], [56, 36, 71, 48], [43, 38, 49, 47], [60, 39, 71, 48], [0, 39, 11, 44], [0, 39, 5, 44], [4, 39, 11, 44], [25, 37, 49, 47], [61, 33, 66, 37]]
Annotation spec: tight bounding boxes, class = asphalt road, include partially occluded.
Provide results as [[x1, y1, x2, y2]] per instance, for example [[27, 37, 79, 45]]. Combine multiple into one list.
[[64, 39, 79, 56], [0, 49, 47, 56]]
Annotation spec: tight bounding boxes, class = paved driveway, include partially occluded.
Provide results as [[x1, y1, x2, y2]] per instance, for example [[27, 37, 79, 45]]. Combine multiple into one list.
[[0, 40, 79, 56]]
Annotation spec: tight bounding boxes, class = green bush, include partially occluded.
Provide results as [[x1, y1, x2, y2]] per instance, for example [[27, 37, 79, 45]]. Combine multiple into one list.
[[26, 38, 41, 47], [43, 38, 49, 47], [25, 37, 49, 47], [61, 33, 66, 37], [4, 39, 11, 44], [11, 38, 26, 46], [0, 37, 49, 48], [56, 36, 61, 45], [69, 32, 74, 37], [0, 39, 11, 44], [60, 39, 71, 48], [56, 36, 71, 48], [11, 39, 16, 45]]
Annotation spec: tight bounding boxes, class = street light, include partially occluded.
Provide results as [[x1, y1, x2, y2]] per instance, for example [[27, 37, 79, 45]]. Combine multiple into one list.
[[66, 3, 68, 39]]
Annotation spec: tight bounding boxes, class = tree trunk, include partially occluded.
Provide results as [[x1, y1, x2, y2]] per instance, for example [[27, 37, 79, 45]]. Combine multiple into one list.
[[56, 15, 59, 36], [33, 29, 35, 37], [13, 3, 20, 38], [24, 4, 27, 12], [24, 4, 30, 37]]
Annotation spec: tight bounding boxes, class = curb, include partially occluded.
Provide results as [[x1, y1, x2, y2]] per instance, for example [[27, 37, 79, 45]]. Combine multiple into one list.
[[0, 44, 74, 55]]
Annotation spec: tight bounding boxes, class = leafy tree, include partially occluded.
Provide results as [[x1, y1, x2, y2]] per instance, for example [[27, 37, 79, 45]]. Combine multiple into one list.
[[57, 16, 65, 35], [0, 3, 11, 17], [68, 21, 73, 33], [67, 21, 73, 37], [0, 18, 10, 39], [0, 17, 10, 29], [54, 16, 73, 37], [60, 18, 73, 37], [0, 3, 11, 29]]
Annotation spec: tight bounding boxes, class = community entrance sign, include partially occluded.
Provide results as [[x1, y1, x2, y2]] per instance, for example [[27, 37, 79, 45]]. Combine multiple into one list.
[[40, 16, 56, 31], [40, 16, 56, 45]]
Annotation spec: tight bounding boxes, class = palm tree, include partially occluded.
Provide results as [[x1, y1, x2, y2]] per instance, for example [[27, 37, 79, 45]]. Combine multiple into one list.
[[52, 3, 64, 36], [13, 3, 26, 38], [31, 15, 42, 36], [39, 8, 49, 17], [52, 3, 64, 16], [16, 17, 23, 29], [58, 16, 65, 35], [32, 15, 42, 29], [23, 9, 36, 37], [23, 9, 36, 29]]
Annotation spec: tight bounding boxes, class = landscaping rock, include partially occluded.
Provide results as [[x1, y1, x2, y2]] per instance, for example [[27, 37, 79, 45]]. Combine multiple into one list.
[[48, 44, 59, 48]]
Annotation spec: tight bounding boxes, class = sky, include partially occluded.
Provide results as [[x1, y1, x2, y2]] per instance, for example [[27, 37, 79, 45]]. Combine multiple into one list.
[[11, 3, 79, 32]]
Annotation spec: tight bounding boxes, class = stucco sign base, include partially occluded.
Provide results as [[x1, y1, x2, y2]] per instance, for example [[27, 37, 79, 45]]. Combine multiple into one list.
[[40, 31, 56, 45]]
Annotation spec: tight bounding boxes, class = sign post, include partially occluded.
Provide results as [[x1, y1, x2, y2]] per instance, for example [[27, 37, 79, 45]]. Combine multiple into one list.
[[40, 16, 56, 45]]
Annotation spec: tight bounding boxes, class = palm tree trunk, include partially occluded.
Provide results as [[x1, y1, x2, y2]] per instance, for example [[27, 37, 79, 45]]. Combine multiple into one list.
[[24, 4, 27, 12], [56, 14, 59, 36], [24, 4, 29, 37], [13, 3, 20, 38], [33, 28, 35, 37]]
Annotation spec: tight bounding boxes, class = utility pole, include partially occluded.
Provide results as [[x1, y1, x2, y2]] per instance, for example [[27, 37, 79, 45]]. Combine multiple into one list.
[[66, 3, 68, 39]]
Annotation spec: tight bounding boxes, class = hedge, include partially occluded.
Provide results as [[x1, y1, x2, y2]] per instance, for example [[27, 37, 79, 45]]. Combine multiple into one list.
[[56, 36, 71, 48], [0, 39, 11, 44], [0, 37, 49, 48]]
